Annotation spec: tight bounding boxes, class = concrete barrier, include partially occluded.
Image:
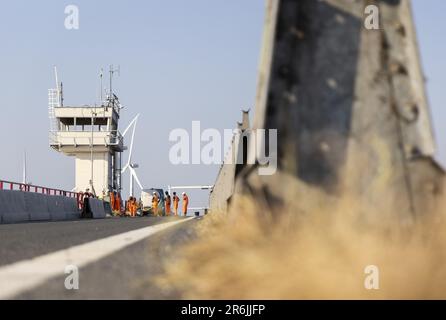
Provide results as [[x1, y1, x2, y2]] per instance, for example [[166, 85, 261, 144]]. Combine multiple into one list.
[[47, 196, 66, 220], [0, 190, 29, 223], [62, 197, 81, 220], [88, 198, 107, 219], [48, 196, 80, 221], [24, 192, 51, 221], [0, 190, 80, 224]]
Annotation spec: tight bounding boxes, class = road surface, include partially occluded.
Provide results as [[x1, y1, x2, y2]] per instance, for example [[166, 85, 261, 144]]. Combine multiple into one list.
[[0, 216, 200, 299]]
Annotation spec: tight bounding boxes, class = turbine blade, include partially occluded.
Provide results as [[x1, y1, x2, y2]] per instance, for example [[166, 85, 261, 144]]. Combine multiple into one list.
[[121, 163, 130, 174], [121, 114, 140, 171], [130, 167, 143, 190], [128, 116, 138, 159], [122, 114, 140, 137]]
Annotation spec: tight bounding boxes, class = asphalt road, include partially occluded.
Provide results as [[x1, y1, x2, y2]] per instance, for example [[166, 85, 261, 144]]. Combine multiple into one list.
[[0, 216, 200, 299]]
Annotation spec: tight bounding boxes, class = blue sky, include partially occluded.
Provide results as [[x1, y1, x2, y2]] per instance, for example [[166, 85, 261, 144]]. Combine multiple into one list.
[[412, 0, 446, 165], [0, 1, 444, 207]]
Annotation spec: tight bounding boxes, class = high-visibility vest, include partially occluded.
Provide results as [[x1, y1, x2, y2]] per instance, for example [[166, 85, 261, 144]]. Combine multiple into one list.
[[152, 196, 159, 208], [110, 193, 115, 210], [173, 196, 179, 207]]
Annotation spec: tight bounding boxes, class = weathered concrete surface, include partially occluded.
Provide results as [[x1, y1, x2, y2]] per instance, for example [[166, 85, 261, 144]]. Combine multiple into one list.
[[232, 0, 444, 224], [210, 111, 250, 212], [209, 161, 236, 213]]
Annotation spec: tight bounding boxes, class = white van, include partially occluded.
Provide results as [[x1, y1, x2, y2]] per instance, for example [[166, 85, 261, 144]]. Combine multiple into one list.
[[140, 188, 165, 213]]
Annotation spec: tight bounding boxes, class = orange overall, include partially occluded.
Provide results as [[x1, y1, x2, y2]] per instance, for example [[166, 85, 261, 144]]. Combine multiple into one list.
[[152, 195, 159, 216], [115, 193, 121, 213], [129, 199, 135, 217], [133, 199, 138, 217], [182, 195, 189, 216], [110, 192, 115, 211], [165, 195, 171, 216], [173, 195, 179, 216]]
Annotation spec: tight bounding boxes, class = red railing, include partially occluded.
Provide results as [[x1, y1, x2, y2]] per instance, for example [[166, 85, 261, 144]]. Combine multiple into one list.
[[0, 180, 77, 197], [0, 180, 92, 210], [0, 179, 83, 209]]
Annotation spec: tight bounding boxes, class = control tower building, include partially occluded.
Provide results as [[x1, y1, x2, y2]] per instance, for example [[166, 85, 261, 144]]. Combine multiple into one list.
[[48, 68, 124, 196]]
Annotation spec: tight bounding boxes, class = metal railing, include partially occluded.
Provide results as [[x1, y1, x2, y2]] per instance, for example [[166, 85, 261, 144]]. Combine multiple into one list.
[[0, 179, 83, 208], [49, 130, 123, 147], [0, 179, 78, 197]]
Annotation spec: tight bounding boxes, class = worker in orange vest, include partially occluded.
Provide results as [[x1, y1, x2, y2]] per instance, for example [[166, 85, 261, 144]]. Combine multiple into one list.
[[172, 192, 179, 216], [152, 192, 160, 216], [125, 197, 131, 216], [134, 197, 139, 216], [164, 191, 171, 216], [127, 197, 132, 216], [182, 192, 189, 216], [115, 192, 122, 214], [131, 197, 138, 217], [129, 197, 135, 218], [110, 191, 115, 212]]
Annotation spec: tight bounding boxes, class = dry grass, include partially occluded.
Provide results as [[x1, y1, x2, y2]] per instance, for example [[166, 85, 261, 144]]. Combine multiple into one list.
[[157, 190, 446, 299]]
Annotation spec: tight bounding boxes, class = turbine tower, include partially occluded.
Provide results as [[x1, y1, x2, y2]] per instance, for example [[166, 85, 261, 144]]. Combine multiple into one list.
[[121, 114, 143, 197]]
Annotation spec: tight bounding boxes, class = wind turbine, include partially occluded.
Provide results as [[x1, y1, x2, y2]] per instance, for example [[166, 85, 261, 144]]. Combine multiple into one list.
[[121, 114, 143, 197]]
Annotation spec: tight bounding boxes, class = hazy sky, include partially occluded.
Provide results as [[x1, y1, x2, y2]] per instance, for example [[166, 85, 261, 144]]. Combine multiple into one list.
[[0, 1, 444, 208]]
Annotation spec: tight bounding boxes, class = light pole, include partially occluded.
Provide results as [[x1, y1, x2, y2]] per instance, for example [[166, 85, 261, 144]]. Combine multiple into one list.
[[90, 107, 98, 196]]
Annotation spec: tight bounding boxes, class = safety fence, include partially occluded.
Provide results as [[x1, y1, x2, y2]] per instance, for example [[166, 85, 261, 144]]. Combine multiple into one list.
[[0, 180, 114, 224], [0, 180, 77, 196], [0, 180, 83, 209]]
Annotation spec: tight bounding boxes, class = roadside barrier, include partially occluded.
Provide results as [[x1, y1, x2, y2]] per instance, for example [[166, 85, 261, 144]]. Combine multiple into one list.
[[0, 180, 81, 224]]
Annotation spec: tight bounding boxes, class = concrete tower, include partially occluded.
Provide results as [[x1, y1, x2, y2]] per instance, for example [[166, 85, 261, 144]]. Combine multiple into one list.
[[48, 68, 124, 196]]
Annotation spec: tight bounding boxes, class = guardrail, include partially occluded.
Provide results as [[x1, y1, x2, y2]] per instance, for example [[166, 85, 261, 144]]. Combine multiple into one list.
[[0, 180, 77, 197], [0, 179, 83, 209], [49, 130, 123, 147]]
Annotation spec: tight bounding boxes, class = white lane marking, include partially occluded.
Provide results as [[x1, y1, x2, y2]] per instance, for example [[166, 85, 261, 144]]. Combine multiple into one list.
[[0, 218, 193, 299]]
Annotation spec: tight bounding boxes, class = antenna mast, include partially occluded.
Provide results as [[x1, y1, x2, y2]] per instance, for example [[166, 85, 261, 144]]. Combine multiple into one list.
[[100, 68, 104, 105], [108, 65, 120, 112], [53, 66, 63, 107], [22, 150, 27, 185], [109, 65, 120, 98]]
